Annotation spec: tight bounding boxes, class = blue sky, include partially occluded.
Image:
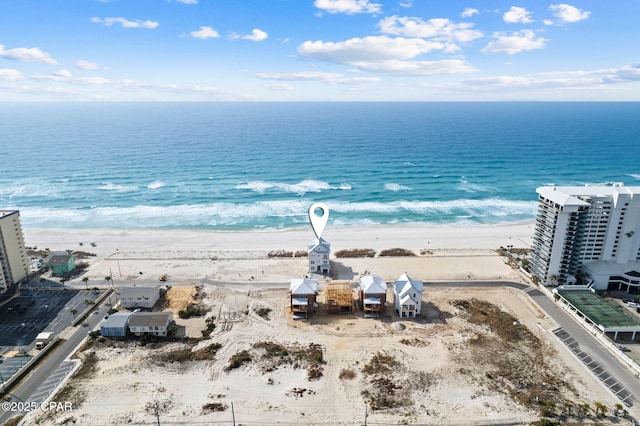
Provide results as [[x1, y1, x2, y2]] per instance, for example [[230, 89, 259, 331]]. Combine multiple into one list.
[[1, 0, 639, 101]]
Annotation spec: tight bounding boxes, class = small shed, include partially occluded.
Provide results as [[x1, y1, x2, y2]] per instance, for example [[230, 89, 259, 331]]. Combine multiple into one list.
[[100, 312, 133, 337], [290, 278, 318, 319], [45, 251, 77, 276], [128, 312, 173, 336], [393, 273, 424, 318], [118, 286, 160, 309], [308, 238, 331, 275], [359, 275, 387, 317]]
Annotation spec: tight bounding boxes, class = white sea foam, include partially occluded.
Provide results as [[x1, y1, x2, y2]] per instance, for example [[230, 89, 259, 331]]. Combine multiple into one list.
[[457, 182, 491, 193], [98, 182, 138, 192], [19, 198, 538, 229], [147, 180, 165, 190], [236, 180, 351, 195], [385, 183, 411, 192], [626, 174, 640, 180]]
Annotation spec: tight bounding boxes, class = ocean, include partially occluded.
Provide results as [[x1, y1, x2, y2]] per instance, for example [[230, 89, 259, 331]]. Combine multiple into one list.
[[1, 102, 639, 230]]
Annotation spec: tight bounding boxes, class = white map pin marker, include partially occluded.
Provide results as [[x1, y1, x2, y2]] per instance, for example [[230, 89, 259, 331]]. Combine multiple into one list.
[[309, 202, 329, 240]]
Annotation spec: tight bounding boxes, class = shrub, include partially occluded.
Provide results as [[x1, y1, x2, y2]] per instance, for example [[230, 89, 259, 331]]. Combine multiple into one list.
[[334, 248, 376, 258], [339, 368, 356, 380], [225, 350, 252, 371], [378, 248, 415, 257], [178, 303, 208, 319]]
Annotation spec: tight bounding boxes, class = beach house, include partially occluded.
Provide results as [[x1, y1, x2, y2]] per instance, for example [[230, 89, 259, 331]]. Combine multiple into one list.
[[308, 237, 331, 275], [359, 275, 387, 317], [117, 286, 160, 309], [128, 312, 173, 337], [100, 312, 133, 337], [45, 251, 77, 277], [393, 273, 424, 318], [290, 278, 318, 319]]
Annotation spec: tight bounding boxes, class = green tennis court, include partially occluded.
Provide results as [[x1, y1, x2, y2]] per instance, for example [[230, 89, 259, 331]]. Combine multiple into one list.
[[557, 289, 640, 328]]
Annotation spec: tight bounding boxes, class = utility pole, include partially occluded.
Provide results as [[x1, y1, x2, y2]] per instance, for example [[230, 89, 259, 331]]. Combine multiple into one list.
[[364, 402, 368, 426], [231, 400, 236, 426]]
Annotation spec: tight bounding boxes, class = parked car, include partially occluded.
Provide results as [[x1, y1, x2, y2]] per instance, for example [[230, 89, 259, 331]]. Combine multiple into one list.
[[618, 345, 631, 352]]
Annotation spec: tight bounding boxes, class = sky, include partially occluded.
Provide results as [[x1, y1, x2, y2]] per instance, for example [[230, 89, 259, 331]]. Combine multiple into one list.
[[0, 0, 639, 101]]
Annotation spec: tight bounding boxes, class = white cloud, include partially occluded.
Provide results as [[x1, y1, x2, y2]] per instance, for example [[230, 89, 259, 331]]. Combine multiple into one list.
[[0, 69, 24, 81], [481, 30, 547, 55], [263, 82, 294, 91], [314, 0, 382, 15], [461, 8, 479, 18], [176, 0, 198, 4], [187, 26, 220, 39], [299, 36, 446, 63], [298, 36, 477, 75], [399, 0, 412, 8], [53, 69, 72, 78], [549, 4, 590, 23], [91, 17, 159, 29], [256, 71, 380, 84], [242, 29, 269, 42], [0, 44, 58, 64], [503, 6, 533, 24], [378, 15, 483, 43], [450, 65, 640, 93], [75, 60, 104, 70]]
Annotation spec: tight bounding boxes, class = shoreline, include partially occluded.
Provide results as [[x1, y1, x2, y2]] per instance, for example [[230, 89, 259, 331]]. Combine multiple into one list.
[[23, 221, 535, 257]]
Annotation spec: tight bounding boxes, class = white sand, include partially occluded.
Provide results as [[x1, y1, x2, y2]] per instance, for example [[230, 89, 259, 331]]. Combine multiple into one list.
[[24, 222, 535, 257], [21, 222, 626, 424]]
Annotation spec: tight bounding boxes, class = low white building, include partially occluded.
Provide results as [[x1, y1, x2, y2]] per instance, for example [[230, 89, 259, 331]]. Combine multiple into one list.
[[118, 286, 160, 309], [128, 312, 173, 337], [308, 237, 331, 275], [393, 273, 424, 318]]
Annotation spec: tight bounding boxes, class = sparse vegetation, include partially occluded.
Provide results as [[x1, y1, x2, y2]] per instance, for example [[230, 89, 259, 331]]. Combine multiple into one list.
[[293, 250, 308, 258], [453, 298, 578, 412], [362, 352, 400, 376], [334, 248, 376, 258], [338, 368, 356, 380], [225, 350, 253, 371], [378, 248, 416, 257], [202, 402, 227, 412], [152, 342, 223, 364], [399, 337, 428, 347], [201, 316, 216, 338], [267, 250, 293, 258], [254, 305, 272, 320], [178, 303, 209, 319], [225, 341, 325, 380]]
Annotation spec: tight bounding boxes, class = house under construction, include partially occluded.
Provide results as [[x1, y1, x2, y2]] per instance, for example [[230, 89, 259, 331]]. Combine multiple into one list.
[[325, 280, 353, 314]]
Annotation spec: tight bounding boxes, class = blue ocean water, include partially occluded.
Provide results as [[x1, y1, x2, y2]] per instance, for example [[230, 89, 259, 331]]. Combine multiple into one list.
[[1, 102, 639, 230]]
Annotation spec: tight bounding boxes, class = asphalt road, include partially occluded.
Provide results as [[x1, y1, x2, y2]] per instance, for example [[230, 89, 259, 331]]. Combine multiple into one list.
[[0, 301, 110, 425]]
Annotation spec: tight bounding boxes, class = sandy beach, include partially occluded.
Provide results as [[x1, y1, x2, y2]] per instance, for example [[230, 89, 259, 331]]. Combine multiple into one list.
[[20, 222, 629, 425]]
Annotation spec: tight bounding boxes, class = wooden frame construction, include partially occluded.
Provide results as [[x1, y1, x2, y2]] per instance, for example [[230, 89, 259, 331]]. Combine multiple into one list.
[[325, 280, 353, 314]]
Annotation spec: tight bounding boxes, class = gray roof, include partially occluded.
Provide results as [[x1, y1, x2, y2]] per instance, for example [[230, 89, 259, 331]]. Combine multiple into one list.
[[101, 312, 133, 329], [129, 312, 172, 327], [118, 286, 159, 299]]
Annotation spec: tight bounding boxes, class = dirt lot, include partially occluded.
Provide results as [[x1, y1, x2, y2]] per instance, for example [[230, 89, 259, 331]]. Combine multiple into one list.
[[28, 284, 623, 426]]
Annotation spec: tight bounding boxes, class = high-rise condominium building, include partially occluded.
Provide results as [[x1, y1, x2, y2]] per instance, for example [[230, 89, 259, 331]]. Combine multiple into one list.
[[0, 210, 30, 292], [530, 185, 640, 292]]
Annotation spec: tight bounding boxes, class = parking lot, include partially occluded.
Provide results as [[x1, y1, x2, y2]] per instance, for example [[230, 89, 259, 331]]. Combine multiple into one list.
[[0, 290, 101, 351]]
